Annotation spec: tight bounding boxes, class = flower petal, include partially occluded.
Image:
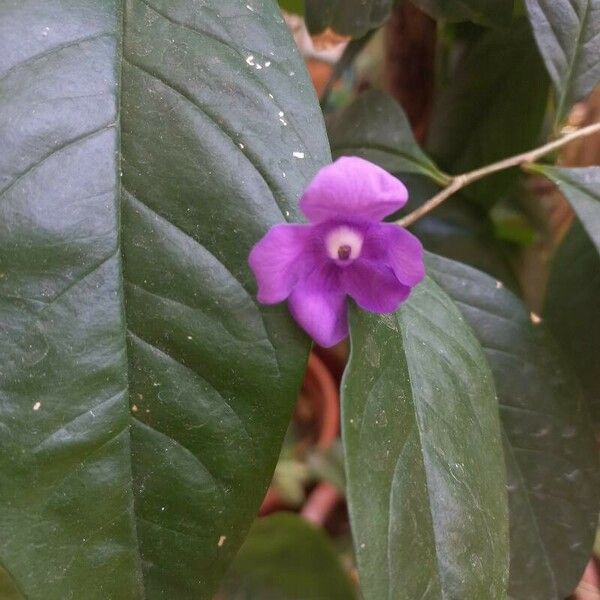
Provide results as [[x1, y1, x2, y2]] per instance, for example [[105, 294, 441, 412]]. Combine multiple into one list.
[[362, 223, 425, 286], [299, 156, 408, 223], [342, 259, 411, 313], [249, 223, 314, 304], [288, 265, 348, 347]]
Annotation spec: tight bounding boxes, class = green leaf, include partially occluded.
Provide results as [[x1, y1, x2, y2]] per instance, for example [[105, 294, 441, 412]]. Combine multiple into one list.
[[328, 90, 450, 185], [305, 0, 393, 37], [427, 253, 600, 600], [538, 167, 600, 432], [427, 20, 549, 198], [219, 513, 357, 600], [545, 220, 600, 428], [342, 278, 509, 600], [525, 0, 600, 121], [528, 166, 600, 252], [409, 0, 514, 27], [0, 1, 329, 598], [278, 0, 305, 16]]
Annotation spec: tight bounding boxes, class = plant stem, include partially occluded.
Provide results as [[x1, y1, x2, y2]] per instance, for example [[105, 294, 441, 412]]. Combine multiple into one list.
[[396, 122, 600, 228]]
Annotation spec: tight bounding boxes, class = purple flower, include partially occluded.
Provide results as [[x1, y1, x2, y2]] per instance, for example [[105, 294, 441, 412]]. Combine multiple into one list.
[[249, 156, 425, 347]]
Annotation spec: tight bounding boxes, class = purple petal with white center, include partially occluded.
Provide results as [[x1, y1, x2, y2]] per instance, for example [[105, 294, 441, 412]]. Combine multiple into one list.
[[361, 223, 425, 286], [299, 156, 408, 223], [248, 223, 314, 304], [288, 264, 348, 347], [342, 259, 411, 313]]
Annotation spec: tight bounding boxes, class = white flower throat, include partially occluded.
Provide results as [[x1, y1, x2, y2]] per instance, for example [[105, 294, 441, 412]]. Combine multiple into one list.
[[325, 226, 363, 262]]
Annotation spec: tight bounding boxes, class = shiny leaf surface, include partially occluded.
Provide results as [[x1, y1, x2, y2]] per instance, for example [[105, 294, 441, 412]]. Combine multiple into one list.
[[525, 0, 600, 121], [342, 278, 509, 600], [428, 253, 600, 600], [0, 0, 329, 597]]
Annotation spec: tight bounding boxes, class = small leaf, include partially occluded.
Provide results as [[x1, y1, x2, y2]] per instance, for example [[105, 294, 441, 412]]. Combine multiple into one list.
[[528, 166, 600, 251], [545, 220, 600, 429], [525, 0, 600, 121], [428, 253, 600, 599], [342, 278, 509, 600], [427, 20, 549, 198], [305, 0, 393, 38], [0, 1, 329, 598], [328, 90, 450, 185], [220, 513, 357, 600], [409, 0, 513, 27]]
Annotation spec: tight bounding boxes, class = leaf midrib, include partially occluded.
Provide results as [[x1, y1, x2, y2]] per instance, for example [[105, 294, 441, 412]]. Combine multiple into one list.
[[395, 307, 448, 600], [115, 0, 147, 595], [555, 0, 591, 119]]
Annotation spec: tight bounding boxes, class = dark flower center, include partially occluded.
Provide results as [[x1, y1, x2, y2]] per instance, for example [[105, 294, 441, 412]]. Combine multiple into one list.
[[337, 245, 352, 260]]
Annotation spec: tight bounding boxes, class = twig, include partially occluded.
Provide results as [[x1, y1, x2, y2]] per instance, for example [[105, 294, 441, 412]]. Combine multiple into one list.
[[396, 122, 600, 227]]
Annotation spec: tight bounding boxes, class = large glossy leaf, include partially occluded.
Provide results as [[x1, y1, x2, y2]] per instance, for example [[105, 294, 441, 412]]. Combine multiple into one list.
[[328, 90, 450, 185], [0, 1, 329, 598], [525, 0, 600, 121], [305, 0, 393, 37], [408, 0, 513, 26], [427, 20, 549, 198], [545, 220, 600, 428], [342, 278, 509, 600], [427, 253, 600, 599], [219, 513, 357, 600]]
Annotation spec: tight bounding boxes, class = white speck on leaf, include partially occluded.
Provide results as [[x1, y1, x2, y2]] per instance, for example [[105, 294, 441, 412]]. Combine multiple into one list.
[[530, 312, 542, 324]]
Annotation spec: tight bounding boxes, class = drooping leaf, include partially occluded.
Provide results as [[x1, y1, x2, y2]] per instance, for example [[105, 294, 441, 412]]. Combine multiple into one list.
[[545, 220, 600, 428], [0, 1, 329, 598], [305, 0, 393, 38], [408, 0, 514, 27], [525, 0, 600, 121], [528, 166, 600, 251], [219, 513, 357, 600], [328, 90, 450, 185], [427, 253, 600, 600], [342, 278, 509, 600], [427, 20, 549, 198]]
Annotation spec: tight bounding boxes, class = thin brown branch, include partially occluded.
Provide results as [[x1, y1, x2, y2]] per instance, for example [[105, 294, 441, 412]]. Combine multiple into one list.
[[397, 122, 600, 228]]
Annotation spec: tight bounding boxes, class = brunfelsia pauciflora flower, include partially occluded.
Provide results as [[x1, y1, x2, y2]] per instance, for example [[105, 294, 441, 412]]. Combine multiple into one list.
[[249, 156, 425, 347]]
